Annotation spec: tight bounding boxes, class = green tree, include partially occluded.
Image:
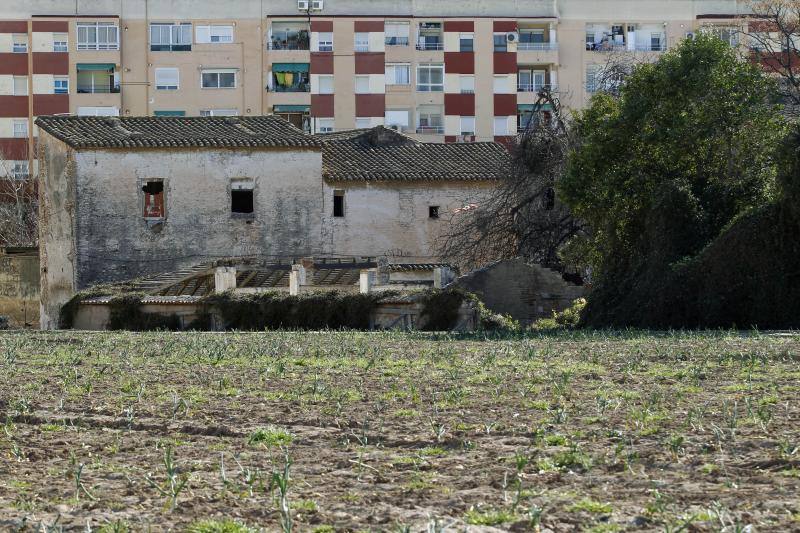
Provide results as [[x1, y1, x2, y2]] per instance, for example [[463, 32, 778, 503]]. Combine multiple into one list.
[[560, 34, 787, 326]]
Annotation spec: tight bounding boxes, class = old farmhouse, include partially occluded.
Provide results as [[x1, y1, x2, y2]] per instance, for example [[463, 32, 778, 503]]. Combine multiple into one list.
[[35, 115, 510, 329]]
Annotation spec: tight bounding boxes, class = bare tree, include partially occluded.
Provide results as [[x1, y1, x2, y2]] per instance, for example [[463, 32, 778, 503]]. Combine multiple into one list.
[[437, 88, 585, 273], [0, 155, 37, 247], [742, 0, 800, 111]]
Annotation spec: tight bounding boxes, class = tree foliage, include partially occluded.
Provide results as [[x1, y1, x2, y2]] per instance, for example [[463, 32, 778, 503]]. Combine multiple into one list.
[[560, 34, 788, 326]]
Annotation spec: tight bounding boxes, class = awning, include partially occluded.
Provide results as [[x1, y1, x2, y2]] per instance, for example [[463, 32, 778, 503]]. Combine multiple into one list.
[[517, 103, 553, 112], [77, 63, 115, 72], [273, 105, 310, 113], [272, 62, 309, 73]]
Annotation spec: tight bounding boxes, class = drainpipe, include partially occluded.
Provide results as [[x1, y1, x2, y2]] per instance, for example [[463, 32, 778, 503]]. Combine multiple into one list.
[[27, 20, 34, 180]]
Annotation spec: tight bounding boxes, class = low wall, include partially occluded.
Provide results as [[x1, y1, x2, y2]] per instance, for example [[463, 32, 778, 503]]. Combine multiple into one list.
[[0, 248, 39, 327]]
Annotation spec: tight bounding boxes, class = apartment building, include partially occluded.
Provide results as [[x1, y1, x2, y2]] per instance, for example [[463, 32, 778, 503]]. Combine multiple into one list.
[[0, 0, 752, 178]]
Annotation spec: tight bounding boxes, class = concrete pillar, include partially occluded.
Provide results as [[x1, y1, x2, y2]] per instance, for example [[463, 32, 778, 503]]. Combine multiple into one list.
[[550, 70, 558, 89], [360, 269, 376, 294], [289, 264, 306, 296], [214, 267, 237, 293], [549, 26, 556, 47]]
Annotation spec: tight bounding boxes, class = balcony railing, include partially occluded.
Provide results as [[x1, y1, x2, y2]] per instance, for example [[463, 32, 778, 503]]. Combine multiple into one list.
[[635, 43, 667, 52], [385, 37, 409, 46], [77, 85, 120, 94], [518, 83, 558, 93], [587, 42, 667, 52], [268, 40, 310, 51], [270, 83, 310, 93], [518, 42, 559, 51], [416, 126, 444, 134], [416, 42, 444, 51]]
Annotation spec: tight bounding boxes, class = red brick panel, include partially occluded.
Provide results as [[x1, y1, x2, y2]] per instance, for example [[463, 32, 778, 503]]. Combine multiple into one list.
[[311, 94, 334, 117], [0, 21, 28, 33], [443, 21, 474, 32], [354, 52, 385, 74], [33, 94, 69, 115], [493, 52, 517, 74], [444, 135, 457, 143], [310, 52, 334, 74], [0, 53, 28, 75], [444, 52, 475, 74], [494, 94, 517, 116], [445, 93, 475, 116], [493, 21, 518, 32], [32, 20, 69, 32], [749, 20, 779, 32], [354, 20, 384, 32], [0, 138, 28, 159], [0, 96, 28, 117], [355, 94, 385, 117], [33, 52, 68, 75], [310, 20, 333, 32]]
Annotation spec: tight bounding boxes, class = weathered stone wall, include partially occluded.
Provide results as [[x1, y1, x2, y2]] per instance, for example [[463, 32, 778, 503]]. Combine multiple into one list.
[[73, 148, 325, 288], [321, 180, 494, 261], [38, 135, 77, 330], [0, 249, 40, 327], [452, 258, 585, 324]]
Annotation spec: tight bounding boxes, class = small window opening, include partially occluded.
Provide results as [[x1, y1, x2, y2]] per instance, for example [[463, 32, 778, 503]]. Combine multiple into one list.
[[232, 189, 254, 214], [333, 190, 345, 217], [429, 205, 440, 219], [142, 180, 164, 218]]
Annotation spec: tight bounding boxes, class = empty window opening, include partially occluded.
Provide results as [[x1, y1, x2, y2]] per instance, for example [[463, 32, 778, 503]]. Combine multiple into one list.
[[142, 181, 165, 218], [429, 205, 440, 219], [333, 190, 345, 217], [232, 189, 254, 215]]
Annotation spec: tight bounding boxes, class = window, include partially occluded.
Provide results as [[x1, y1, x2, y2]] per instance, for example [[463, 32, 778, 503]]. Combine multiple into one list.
[[13, 76, 27, 96], [12, 34, 27, 53], [195, 25, 233, 43], [460, 116, 475, 135], [54, 77, 69, 94], [493, 117, 508, 135], [355, 118, 371, 129], [318, 75, 334, 94], [150, 23, 192, 51], [416, 64, 443, 92], [77, 106, 119, 116], [201, 69, 236, 88], [459, 33, 474, 52], [77, 22, 119, 50], [417, 105, 443, 134], [231, 179, 254, 216], [459, 75, 475, 94], [520, 29, 545, 45], [585, 31, 596, 50], [13, 120, 28, 138], [333, 190, 345, 217], [142, 181, 165, 219], [650, 32, 664, 51], [11, 161, 29, 180], [518, 69, 545, 92], [494, 34, 508, 52], [429, 206, 440, 219], [384, 110, 409, 129], [417, 22, 442, 50], [493, 75, 510, 93], [199, 109, 238, 116], [318, 32, 333, 52], [385, 63, 410, 85], [154, 110, 185, 116], [53, 33, 68, 52], [354, 32, 369, 52], [316, 118, 334, 133], [355, 75, 370, 94], [155, 68, 179, 90], [385, 22, 410, 46]]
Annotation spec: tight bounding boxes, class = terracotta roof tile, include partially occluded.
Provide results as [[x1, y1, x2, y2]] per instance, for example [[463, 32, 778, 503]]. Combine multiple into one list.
[[34, 115, 322, 149]]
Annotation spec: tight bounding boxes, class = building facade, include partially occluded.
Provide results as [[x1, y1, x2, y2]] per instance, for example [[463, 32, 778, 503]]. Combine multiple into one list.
[[1, 0, 752, 177]]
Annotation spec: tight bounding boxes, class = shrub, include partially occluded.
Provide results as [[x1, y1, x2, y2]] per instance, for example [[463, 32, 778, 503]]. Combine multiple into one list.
[[531, 298, 586, 331]]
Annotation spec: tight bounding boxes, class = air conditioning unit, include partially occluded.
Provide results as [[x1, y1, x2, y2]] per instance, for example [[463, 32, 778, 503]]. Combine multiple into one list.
[[457, 135, 475, 143], [297, 0, 309, 11], [506, 32, 519, 43], [685, 32, 695, 40], [311, 0, 324, 10], [388, 124, 400, 131]]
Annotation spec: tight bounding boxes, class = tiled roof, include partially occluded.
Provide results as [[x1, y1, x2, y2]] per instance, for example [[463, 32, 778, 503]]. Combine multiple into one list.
[[317, 126, 511, 182], [34, 116, 322, 149]]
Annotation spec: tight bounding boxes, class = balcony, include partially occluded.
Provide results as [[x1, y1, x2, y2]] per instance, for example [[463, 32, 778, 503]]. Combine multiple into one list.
[[416, 41, 443, 51], [76, 64, 119, 94], [415, 126, 444, 134], [77, 84, 120, 94], [271, 64, 310, 93], [269, 22, 310, 51]]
